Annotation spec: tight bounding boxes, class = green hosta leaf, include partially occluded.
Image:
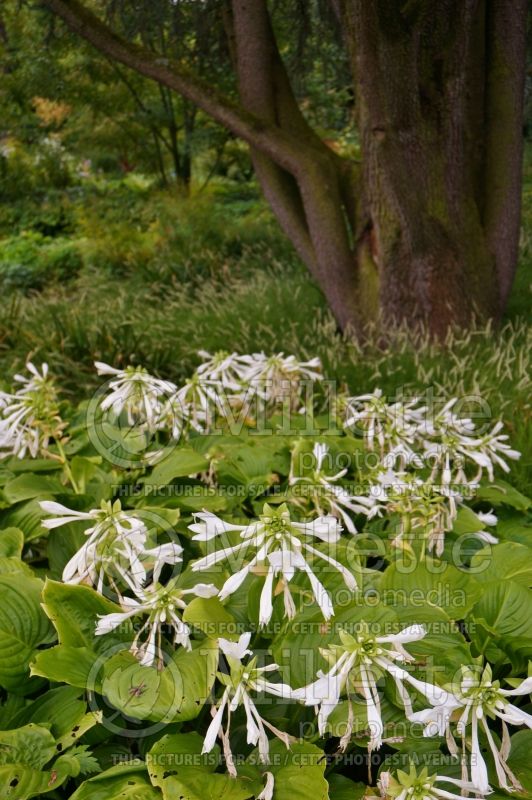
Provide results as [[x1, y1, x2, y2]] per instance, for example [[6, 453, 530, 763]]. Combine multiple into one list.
[[0, 724, 56, 770], [0, 574, 54, 693], [148, 732, 259, 800], [41, 580, 119, 647], [507, 730, 532, 795], [0, 528, 24, 558], [2, 474, 65, 505], [467, 581, 532, 664], [68, 761, 160, 800], [101, 651, 185, 724], [8, 686, 87, 736], [182, 596, 237, 640], [145, 449, 209, 487], [326, 774, 367, 800], [70, 456, 103, 494], [380, 558, 481, 619], [250, 740, 329, 800], [451, 506, 487, 535], [31, 646, 98, 690], [493, 514, 532, 547], [476, 480, 531, 511], [393, 605, 472, 680], [0, 557, 33, 576], [0, 499, 50, 542], [6, 459, 62, 474], [0, 723, 92, 800], [470, 542, 532, 587]]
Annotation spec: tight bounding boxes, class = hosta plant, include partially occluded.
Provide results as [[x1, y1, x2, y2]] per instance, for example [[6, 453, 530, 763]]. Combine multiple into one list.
[[0, 353, 529, 800]]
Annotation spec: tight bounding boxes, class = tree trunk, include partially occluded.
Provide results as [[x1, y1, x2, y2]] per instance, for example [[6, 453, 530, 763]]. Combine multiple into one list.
[[341, 0, 525, 335], [41, 0, 528, 338]]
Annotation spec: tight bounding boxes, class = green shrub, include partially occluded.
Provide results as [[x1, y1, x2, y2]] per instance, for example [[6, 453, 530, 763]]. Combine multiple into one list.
[[0, 231, 83, 292]]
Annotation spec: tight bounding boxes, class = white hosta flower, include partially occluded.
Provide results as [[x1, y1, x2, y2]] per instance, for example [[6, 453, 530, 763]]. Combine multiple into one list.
[[425, 403, 520, 485], [95, 362, 176, 432], [39, 499, 182, 595], [189, 503, 356, 624], [0, 362, 65, 459], [202, 633, 295, 772], [293, 623, 431, 751], [241, 352, 322, 408], [290, 442, 376, 534], [196, 350, 250, 391], [165, 374, 224, 438], [378, 765, 489, 800], [470, 510, 498, 545], [368, 470, 462, 557], [95, 580, 217, 668], [410, 664, 532, 794], [343, 390, 426, 459]]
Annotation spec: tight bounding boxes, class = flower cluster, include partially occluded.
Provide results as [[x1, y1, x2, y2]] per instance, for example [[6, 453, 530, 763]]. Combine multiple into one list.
[[341, 391, 520, 555], [410, 663, 532, 793], [94, 352, 323, 444], [190, 503, 356, 624], [40, 499, 182, 597], [0, 362, 65, 459], [202, 633, 295, 774], [377, 765, 486, 800], [293, 623, 437, 751]]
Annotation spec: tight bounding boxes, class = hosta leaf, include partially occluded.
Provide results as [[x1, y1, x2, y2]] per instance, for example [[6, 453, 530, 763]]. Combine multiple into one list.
[[31, 646, 98, 690], [380, 558, 481, 619], [0, 574, 54, 693], [476, 480, 531, 511], [326, 774, 367, 800], [40, 580, 119, 647], [148, 732, 259, 800], [8, 686, 86, 736], [145, 449, 209, 487], [467, 581, 532, 664], [68, 761, 159, 800], [0, 500, 50, 542], [101, 651, 185, 724], [0, 724, 56, 770], [248, 740, 329, 800], [470, 542, 532, 587], [507, 730, 532, 796], [2, 474, 65, 505], [182, 596, 237, 639], [0, 528, 24, 558]]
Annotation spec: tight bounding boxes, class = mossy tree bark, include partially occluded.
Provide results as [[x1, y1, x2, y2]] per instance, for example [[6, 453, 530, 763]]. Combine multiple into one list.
[[41, 0, 528, 337]]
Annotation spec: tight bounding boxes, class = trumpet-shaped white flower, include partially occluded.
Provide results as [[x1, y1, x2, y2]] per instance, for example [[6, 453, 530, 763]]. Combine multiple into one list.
[[95, 362, 176, 432], [196, 350, 251, 391], [164, 374, 224, 438], [240, 352, 322, 408], [189, 503, 356, 624], [293, 623, 434, 751], [40, 499, 182, 595], [367, 469, 463, 557], [0, 362, 65, 459], [424, 401, 520, 485], [95, 579, 218, 668], [343, 390, 426, 459], [410, 664, 532, 794], [202, 633, 295, 772], [289, 442, 376, 533], [378, 765, 490, 800]]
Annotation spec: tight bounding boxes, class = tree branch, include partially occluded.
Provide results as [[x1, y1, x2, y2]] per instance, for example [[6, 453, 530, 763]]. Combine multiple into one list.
[[40, 0, 307, 174]]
